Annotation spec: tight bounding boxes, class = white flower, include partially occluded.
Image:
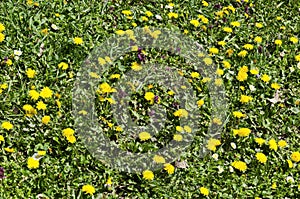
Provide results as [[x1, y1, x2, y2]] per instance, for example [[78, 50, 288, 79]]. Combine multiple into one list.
[[249, 85, 256, 92], [51, 24, 59, 30], [289, 67, 295, 72], [286, 176, 294, 183], [230, 142, 236, 149], [229, 166, 234, 172], [217, 166, 224, 174], [212, 153, 218, 160], [165, 5, 173, 9], [14, 50, 22, 56], [155, 15, 162, 20]]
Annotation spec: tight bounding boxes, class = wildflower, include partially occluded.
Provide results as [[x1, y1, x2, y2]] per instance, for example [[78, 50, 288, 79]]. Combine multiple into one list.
[[144, 92, 155, 104], [164, 163, 175, 174], [295, 54, 300, 62], [218, 41, 226, 47], [139, 132, 151, 141], [4, 147, 15, 153], [255, 138, 265, 146], [0, 33, 5, 43], [173, 109, 188, 118], [6, 59, 12, 66], [254, 36, 262, 43], [0, 135, 4, 143], [250, 68, 259, 75], [131, 62, 142, 71], [291, 152, 300, 162], [236, 71, 248, 81], [62, 128, 75, 137], [106, 177, 112, 186], [236, 128, 251, 137], [98, 82, 116, 94], [240, 95, 253, 103], [290, 37, 298, 44], [197, 99, 204, 107], [58, 62, 68, 70], [1, 121, 13, 130], [231, 160, 247, 172], [214, 78, 223, 86], [110, 74, 120, 79], [168, 12, 178, 19], [202, 0, 208, 6], [27, 157, 39, 169], [23, 104, 37, 117], [176, 126, 183, 132], [286, 176, 294, 183], [230, 21, 240, 27], [238, 50, 248, 57], [73, 37, 83, 45], [122, 10, 132, 16], [42, 116, 50, 124], [223, 27, 233, 33], [0, 23, 5, 32], [287, 159, 293, 168], [206, 138, 221, 151], [213, 118, 222, 125], [26, 68, 36, 78], [278, 140, 287, 148], [40, 87, 53, 99], [274, 39, 282, 46], [202, 77, 211, 83], [255, 23, 263, 28], [203, 57, 213, 65], [222, 60, 231, 68], [268, 139, 278, 151], [190, 19, 200, 27], [209, 47, 219, 54], [230, 142, 237, 149], [153, 155, 165, 164], [38, 151, 46, 156], [29, 90, 39, 101], [256, 152, 267, 163], [51, 24, 59, 30], [66, 135, 76, 143], [36, 101, 47, 110], [14, 50, 22, 56], [216, 69, 224, 76], [261, 74, 271, 82], [145, 11, 153, 17], [115, 30, 125, 35], [141, 16, 148, 21], [233, 111, 246, 118], [226, 48, 234, 56], [142, 170, 154, 180], [173, 134, 183, 141], [271, 83, 280, 90], [184, 126, 192, 133], [272, 182, 277, 189], [191, 72, 200, 78], [200, 187, 209, 196], [243, 44, 254, 50], [82, 184, 96, 195]]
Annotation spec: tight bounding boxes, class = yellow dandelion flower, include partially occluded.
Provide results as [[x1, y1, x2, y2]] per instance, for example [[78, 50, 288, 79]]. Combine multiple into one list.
[[142, 170, 154, 180], [164, 163, 175, 174], [139, 132, 151, 141]]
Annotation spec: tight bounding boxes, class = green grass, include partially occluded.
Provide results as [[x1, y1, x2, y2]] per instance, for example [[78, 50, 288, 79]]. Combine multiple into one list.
[[0, 0, 300, 198]]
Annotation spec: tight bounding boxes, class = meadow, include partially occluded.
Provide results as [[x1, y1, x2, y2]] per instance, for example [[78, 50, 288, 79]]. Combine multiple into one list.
[[0, 0, 300, 198]]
